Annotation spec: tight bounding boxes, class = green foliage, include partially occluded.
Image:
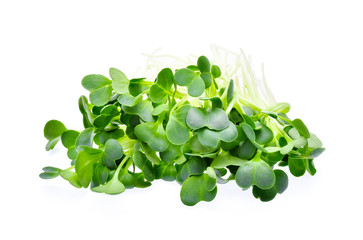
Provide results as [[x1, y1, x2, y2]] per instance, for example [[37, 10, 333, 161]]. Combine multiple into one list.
[[44, 120, 67, 151], [41, 54, 324, 206], [149, 68, 174, 103]]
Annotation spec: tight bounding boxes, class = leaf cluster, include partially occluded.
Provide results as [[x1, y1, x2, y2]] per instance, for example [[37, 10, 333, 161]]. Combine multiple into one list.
[[40, 56, 324, 206]]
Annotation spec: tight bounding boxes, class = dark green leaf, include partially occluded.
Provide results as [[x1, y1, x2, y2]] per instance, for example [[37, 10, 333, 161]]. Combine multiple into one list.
[[78, 96, 94, 128], [39, 172, 59, 179], [92, 162, 125, 194], [197, 121, 238, 149], [241, 123, 255, 142], [211, 65, 221, 78], [180, 174, 217, 206], [155, 162, 177, 181], [252, 169, 288, 201], [288, 157, 306, 177], [200, 73, 212, 88], [235, 154, 275, 189], [102, 139, 123, 169], [133, 151, 155, 181], [197, 56, 210, 73], [292, 119, 310, 138], [255, 124, 274, 145], [227, 80, 234, 103], [176, 157, 206, 184], [61, 130, 80, 149]]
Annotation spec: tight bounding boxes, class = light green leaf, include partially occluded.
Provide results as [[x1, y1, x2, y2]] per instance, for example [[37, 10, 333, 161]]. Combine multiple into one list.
[[150, 68, 174, 103], [166, 105, 191, 145], [110, 67, 129, 94], [210, 153, 247, 168]]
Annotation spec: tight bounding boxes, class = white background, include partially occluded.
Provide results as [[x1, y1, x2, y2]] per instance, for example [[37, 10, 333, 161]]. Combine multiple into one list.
[[1, 0, 362, 239]]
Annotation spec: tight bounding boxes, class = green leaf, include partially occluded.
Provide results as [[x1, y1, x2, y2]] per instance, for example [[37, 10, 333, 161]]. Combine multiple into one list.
[[122, 100, 155, 123], [160, 144, 183, 163], [96, 129, 124, 145], [220, 125, 246, 151], [59, 169, 82, 188], [186, 107, 229, 130], [92, 162, 126, 194], [42, 166, 61, 173], [252, 169, 288, 202], [211, 65, 221, 78], [135, 122, 170, 152], [139, 141, 161, 165], [44, 120, 67, 151], [310, 148, 325, 158], [292, 118, 310, 138], [75, 128, 94, 149], [200, 73, 212, 88], [227, 80, 234, 103], [189, 134, 218, 154], [155, 162, 177, 181], [153, 103, 169, 116], [255, 124, 274, 145], [166, 105, 191, 145], [308, 134, 323, 148], [197, 56, 210, 73], [288, 156, 306, 177], [176, 157, 206, 184], [199, 96, 223, 109], [39, 172, 60, 179], [133, 151, 155, 181], [102, 139, 123, 169], [110, 67, 129, 94], [280, 142, 293, 155], [231, 139, 256, 159], [210, 153, 247, 168], [174, 68, 195, 86], [82, 74, 111, 91], [292, 136, 307, 148], [180, 174, 217, 206], [150, 68, 174, 103], [241, 123, 255, 142], [44, 120, 67, 140], [78, 96, 94, 128], [306, 159, 317, 175], [197, 121, 238, 149], [117, 93, 142, 107], [82, 74, 113, 106], [93, 105, 119, 128], [61, 130, 80, 149], [75, 150, 103, 188], [235, 153, 276, 190], [188, 76, 205, 97], [174, 68, 205, 97], [129, 78, 147, 96]]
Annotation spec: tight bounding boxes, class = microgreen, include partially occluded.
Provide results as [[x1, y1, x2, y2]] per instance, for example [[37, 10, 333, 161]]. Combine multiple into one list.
[[40, 53, 324, 205]]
